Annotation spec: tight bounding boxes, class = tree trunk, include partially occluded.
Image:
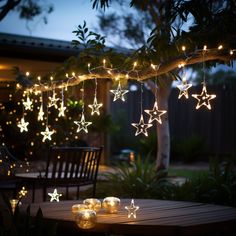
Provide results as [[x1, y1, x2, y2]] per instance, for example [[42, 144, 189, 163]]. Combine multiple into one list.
[[156, 78, 172, 172]]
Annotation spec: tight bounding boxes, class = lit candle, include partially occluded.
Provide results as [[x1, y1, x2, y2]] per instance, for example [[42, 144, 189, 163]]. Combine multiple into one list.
[[102, 197, 120, 213], [75, 209, 97, 229], [10, 199, 19, 213], [71, 204, 88, 216], [83, 198, 101, 213]]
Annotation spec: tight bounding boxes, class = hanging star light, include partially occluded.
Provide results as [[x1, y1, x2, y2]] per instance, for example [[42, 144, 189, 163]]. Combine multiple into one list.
[[58, 88, 66, 117], [58, 101, 66, 117], [192, 83, 216, 110], [177, 80, 192, 99], [125, 199, 140, 218], [23, 95, 33, 110], [48, 189, 62, 202], [131, 114, 153, 137], [48, 90, 59, 108], [38, 105, 44, 121], [110, 81, 129, 102], [145, 101, 167, 124], [88, 96, 103, 115], [17, 117, 29, 132], [74, 113, 92, 133], [41, 125, 54, 142]]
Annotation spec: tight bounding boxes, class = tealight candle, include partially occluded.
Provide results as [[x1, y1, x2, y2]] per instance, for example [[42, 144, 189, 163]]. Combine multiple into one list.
[[71, 204, 88, 215], [75, 209, 97, 229], [102, 197, 120, 213], [83, 198, 101, 213]]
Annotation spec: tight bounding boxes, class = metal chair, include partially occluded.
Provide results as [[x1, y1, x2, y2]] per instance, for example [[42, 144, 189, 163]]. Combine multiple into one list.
[[20, 146, 103, 202]]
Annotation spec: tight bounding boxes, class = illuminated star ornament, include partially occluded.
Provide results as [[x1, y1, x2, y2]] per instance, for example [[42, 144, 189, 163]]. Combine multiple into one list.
[[48, 189, 62, 202], [74, 113, 92, 133], [58, 101, 66, 117], [145, 101, 167, 124], [132, 114, 153, 137], [58, 88, 66, 117], [41, 125, 54, 142], [125, 199, 140, 218], [48, 90, 59, 108], [177, 80, 192, 99], [88, 96, 103, 115], [192, 83, 216, 110], [110, 81, 129, 102], [17, 117, 29, 132], [23, 95, 33, 110], [38, 105, 44, 121]]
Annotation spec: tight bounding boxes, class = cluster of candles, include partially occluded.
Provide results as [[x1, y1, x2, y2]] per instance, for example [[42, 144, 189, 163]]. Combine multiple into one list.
[[71, 197, 122, 229]]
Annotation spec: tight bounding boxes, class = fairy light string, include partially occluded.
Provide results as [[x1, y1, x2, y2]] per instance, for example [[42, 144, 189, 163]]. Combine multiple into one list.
[[7, 44, 235, 143]]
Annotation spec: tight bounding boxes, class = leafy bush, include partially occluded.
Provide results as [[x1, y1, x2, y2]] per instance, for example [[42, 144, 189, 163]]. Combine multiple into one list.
[[162, 159, 236, 206], [97, 158, 236, 207], [97, 157, 172, 198]]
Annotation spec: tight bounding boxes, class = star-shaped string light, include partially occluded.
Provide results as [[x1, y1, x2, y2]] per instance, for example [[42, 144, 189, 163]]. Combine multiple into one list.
[[192, 83, 216, 110], [177, 80, 192, 99], [58, 102, 66, 117], [74, 113, 92, 133], [110, 81, 129, 102], [58, 88, 66, 117], [17, 117, 29, 132], [41, 125, 54, 142], [23, 95, 33, 110], [145, 101, 167, 124], [48, 189, 62, 202], [88, 78, 103, 115], [125, 199, 140, 218], [132, 114, 153, 137], [48, 90, 59, 108], [38, 105, 44, 121], [88, 96, 103, 115]]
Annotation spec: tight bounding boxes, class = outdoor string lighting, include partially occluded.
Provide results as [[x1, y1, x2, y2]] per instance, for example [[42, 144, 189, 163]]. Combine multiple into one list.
[[4, 45, 235, 142]]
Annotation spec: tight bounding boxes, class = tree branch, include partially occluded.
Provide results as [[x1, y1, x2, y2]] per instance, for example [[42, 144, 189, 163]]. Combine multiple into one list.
[[0, 0, 21, 21], [27, 48, 236, 92]]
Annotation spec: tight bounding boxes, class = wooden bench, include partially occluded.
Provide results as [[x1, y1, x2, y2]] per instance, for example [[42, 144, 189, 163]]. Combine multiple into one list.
[[17, 146, 103, 202]]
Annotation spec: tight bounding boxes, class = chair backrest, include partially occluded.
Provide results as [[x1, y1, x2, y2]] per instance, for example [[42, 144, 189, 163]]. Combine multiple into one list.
[[45, 146, 102, 183]]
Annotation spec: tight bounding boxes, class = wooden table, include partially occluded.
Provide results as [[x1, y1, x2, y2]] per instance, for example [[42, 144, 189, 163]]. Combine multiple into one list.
[[24, 199, 236, 235]]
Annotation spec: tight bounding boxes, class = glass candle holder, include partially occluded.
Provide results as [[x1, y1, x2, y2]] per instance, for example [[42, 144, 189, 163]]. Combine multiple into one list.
[[83, 198, 101, 213], [10, 199, 19, 213], [102, 197, 120, 213], [71, 204, 88, 216], [75, 209, 97, 229]]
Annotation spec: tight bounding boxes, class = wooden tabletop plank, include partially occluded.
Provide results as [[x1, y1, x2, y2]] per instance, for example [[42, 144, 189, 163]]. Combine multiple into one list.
[[21, 199, 236, 235]]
